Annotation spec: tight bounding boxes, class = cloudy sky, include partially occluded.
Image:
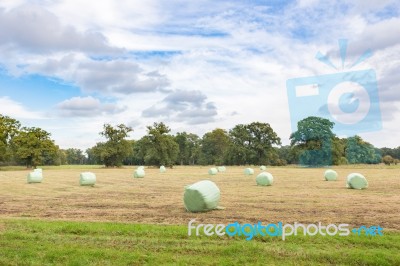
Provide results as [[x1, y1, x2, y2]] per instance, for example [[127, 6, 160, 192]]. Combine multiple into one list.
[[0, 0, 399, 150]]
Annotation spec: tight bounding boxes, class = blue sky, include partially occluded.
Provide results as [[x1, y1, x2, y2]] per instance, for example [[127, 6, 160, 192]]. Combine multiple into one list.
[[0, 0, 399, 149]]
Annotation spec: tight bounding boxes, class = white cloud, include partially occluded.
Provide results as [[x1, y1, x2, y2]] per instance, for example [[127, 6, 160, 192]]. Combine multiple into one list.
[[0, 97, 45, 119], [57, 96, 126, 117]]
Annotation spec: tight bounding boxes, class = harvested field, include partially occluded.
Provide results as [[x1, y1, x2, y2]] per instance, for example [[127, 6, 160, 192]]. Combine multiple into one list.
[[0, 166, 399, 230]]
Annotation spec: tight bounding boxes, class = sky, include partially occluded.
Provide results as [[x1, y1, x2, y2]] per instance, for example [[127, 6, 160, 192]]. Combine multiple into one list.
[[0, 0, 399, 150]]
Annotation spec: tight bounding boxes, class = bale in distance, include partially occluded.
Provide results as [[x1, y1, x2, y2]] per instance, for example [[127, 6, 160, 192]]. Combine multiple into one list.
[[137, 166, 145, 170], [27, 171, 43, 183], [217, 166, 226, 172], [324, 169, 338, 181], [256, 172, 274, 186], [244, 168, 254, 175], [160, 165, 166, 173], [183, 180, 220, 212], [346, 173, 368, 189], [80, 172, 96, 186], [134, 169, 145, 178], [260, 165, 267, 171], [208, 168, 218, 175]]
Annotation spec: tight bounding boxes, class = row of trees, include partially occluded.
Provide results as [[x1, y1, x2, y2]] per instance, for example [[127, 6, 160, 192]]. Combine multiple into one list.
[[1, 114, 398, 168]]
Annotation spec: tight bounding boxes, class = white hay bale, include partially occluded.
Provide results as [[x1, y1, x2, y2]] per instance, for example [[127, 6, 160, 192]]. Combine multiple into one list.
[[183, 180, 220, 212], [134, 169, 145, 178], [324, 169, 338, 181], [80, 172, 96, 186], [256, 172, 274, 186], [160, 165, 166, 173], [27, 171, 43, 183], [260, 165, 267, 171], [217, 166, 226, 172], [346, 173, 368, 189], [137, 166, 145, 170], [208, 167, 218, 175], [244, 168, 254, 175]]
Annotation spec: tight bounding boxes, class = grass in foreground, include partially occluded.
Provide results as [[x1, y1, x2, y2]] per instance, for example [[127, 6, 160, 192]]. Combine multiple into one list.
[[0, 219, 399, 266]]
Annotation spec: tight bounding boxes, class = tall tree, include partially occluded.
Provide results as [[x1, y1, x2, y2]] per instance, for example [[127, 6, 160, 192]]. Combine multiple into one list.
[[13, 127, 59, 168], [175, 132, 201, 165], [290, 116, 335, 166], [228, 122, 281, 165], [142, 122, 179, 166], [64, 148, 86, 164], [0, 115, 21, 163], [200, 128, 230, 165], [98, 124, 133, 167]]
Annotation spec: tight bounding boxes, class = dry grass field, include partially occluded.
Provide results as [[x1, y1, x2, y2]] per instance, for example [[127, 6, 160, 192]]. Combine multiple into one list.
[[0, 166, 399, 230]]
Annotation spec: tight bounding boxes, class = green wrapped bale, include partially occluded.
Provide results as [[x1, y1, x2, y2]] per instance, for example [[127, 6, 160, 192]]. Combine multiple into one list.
[[244, 168, 254, 175], [217, 166, 226, 172], [183, 180, 220, 212], [80, 172, 96, 186], [27, 171, 43, 183], [346, 173, 368, 189], [324, 169, 338, 181], [137, 166, 145, 170], [260, 165, 267, 171], [256, 172, 274, 186], [160, 165, 166, 173], [208, 168, 218, 175], [134, 169, 145, 178]]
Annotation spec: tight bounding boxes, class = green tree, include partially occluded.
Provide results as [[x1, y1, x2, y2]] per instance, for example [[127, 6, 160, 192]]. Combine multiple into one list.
[[64, 148, 86, 164], [13, 127, 59, 168], [199, 128, 230, 165], [290, 116, 335, 166], [228, 122, 281, 165], [345, 136, 381, 164], [97, 124, 133, 167], [141, 122, 179, 166], [175, 132, 201, 165], [0, 115, 21, 163]]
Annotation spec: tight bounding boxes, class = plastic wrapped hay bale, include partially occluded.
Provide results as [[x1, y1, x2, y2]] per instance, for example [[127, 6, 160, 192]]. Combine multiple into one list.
[[80, 172, 96, 186], [217, 166, 226, 172], [346, 173, 368, 189], [160, 165, 166, 173], [183, 180, 220, 212], [324, 169, 338, 181], [256, 172, 273, 186], [244, 168, 254, 175], [208, 167, 218, 175], [134, 169, 145, 178], [137, 166, 145, 170], [260, 165, 267, 171], [27, 171, 43, 183]]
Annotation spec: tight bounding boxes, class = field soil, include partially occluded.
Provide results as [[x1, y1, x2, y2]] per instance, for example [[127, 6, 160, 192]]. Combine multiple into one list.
[[0, 166, 399, 230]]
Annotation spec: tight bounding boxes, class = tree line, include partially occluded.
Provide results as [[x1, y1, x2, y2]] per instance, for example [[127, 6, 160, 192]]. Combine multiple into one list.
[[1, 114, 399, 168]]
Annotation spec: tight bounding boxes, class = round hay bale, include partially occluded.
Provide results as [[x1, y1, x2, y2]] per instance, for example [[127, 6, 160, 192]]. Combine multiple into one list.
[[260, 165, 267, 171], [160, 165, 166, 173], [137, 166, 145, 170], [346, 173, 368, 189], [256, 172, 274, 186], [208, 168, 218, 175], [244, 168, 254, 175], [324, 169, 338, 181], [80, 172, 96, 186], [27, 171, 43, 183], [217, 166, 226, 172], [183, 180, 220, 212], [134, 169, 145, 178]]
